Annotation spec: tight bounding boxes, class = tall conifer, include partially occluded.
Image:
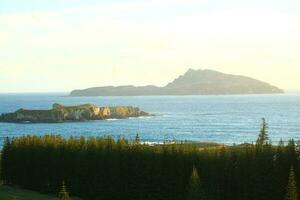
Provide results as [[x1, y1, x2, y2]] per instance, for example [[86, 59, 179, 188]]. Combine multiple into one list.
[[186, 166, 203, 200], [285, 167, 298, 200], [59, 181, 70, 200], [256, 118, 269, 146], [134, 133, 141, 145]]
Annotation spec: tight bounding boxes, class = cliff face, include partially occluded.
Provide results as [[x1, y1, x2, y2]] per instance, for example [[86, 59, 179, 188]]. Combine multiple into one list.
[[0, 104, 149, 123], [69, 69, 284, 96]]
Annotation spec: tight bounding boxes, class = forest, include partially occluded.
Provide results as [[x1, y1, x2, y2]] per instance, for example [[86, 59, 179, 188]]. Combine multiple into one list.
[[1, 119, 299, 200]]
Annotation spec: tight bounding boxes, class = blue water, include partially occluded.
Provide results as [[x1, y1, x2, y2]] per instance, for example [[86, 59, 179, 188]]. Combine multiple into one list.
[[0, 93, 300, 146]]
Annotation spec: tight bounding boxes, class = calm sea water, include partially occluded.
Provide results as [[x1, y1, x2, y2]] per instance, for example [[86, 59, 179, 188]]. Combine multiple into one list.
[[0, 93, 300, 146]]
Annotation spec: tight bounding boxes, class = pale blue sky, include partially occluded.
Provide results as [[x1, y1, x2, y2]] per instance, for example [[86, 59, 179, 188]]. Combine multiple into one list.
[[1, 0, 300, 92]]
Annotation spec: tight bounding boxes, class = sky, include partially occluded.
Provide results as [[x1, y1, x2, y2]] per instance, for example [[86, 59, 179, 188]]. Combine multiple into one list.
[[0, 0, 300, 92]]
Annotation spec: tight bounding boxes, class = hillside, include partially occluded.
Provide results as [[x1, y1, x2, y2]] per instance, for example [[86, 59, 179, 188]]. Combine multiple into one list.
[[70, 69, 284, 96]]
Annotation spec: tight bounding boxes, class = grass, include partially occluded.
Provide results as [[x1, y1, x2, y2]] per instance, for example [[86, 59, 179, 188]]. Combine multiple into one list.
[[0, 185, 81, 200]]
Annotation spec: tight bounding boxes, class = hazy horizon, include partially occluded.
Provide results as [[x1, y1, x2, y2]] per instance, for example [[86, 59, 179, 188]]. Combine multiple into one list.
[[1, 0, 300, 93]]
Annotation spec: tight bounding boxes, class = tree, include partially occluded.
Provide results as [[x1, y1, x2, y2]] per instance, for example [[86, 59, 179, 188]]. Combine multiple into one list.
[[59, 181, 70, 200], [134, 133, 141, 145], [256, 118, 269, 146], [285, 167, 298, 200], [186, 166, 204, 200]]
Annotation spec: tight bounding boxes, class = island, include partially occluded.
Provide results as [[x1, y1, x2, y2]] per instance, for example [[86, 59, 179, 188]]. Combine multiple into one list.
[[0, 103, 150, 123], [70, 69, 284, 96]]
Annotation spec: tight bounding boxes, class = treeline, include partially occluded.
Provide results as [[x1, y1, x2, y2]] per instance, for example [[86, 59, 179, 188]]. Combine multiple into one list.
[[1, 119, 300, 200]]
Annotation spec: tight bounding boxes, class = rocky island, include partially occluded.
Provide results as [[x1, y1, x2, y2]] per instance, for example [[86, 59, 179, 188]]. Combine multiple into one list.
[[0, 103, 149, 123], [70, 69, 284, 96]]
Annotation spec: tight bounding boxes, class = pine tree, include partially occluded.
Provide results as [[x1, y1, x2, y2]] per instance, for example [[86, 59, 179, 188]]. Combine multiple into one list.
[[285, 167, 298, 200], [278, 138, 284, 148], [256, 118, 269, 146], [134, 133, 141, 145], [186, 166, 203, 200], [59, 181, 70, 200]]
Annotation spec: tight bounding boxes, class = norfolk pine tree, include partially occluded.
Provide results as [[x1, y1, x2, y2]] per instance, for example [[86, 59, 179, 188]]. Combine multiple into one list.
[[256, 118, 269, 146], [186, 166, 204, 200], [285, 166, 298, 200], [59, 181, 70, 200]]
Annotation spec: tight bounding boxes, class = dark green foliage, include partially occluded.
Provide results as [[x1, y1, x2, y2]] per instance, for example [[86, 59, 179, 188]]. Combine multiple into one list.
[[134, 133, 140, 144], [59, 181, 70, 200], [256, 118, 269, 146], [285, 167, 298, 200], [1, 134, 299, 200], [186, 166, 203, 200]]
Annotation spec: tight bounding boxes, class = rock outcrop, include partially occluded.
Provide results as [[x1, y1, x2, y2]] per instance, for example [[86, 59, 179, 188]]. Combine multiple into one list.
[[70, 69, 284, 96], [0, 103, 149, 123]]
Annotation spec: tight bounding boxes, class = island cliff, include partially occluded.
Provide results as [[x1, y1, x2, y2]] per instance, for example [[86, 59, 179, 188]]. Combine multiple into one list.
[[70, 69, 284, 96], [0, 103, 149, 123]]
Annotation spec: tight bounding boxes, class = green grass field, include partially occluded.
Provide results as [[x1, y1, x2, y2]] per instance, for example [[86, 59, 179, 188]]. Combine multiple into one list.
[[0, 185, 58, 200], [0, 185, 81, 200]]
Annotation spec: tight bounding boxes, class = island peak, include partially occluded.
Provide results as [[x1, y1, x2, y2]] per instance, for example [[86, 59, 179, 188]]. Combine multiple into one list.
[[70, 69, 284, 96]]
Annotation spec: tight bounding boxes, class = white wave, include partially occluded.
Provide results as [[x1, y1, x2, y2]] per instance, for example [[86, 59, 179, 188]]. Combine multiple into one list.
[[105, 118, 120, 121], [129, 116, 153, 120]]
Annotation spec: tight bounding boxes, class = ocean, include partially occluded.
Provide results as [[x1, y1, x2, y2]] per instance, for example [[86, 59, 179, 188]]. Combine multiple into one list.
[[0, 93, 300, 146]]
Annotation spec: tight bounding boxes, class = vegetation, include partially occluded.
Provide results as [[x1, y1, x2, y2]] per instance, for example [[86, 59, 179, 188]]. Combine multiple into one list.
[[186, 166, 204, 200], [1, 119, 299, 200], [256, 117, 269, 146], [0, 185, 60, 200], [59, 181, 70, 200], [285, 167, 298, 200]]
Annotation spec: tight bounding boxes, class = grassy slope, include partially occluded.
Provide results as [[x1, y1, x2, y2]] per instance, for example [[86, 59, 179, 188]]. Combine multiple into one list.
[[0, 185, 81, 200]]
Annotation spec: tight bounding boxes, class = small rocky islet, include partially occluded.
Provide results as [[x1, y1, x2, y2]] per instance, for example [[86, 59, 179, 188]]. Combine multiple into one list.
[[0, 103, 150, 123]]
